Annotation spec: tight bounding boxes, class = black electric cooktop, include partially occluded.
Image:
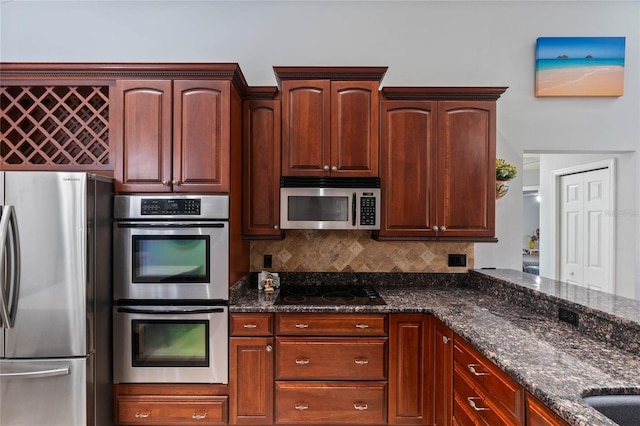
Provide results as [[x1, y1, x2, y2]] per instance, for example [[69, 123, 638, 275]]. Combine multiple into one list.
[[274, 284, 386, 306]]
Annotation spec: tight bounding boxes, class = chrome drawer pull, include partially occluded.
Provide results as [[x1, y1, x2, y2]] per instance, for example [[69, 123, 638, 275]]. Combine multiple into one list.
[[354, 402, 368, 411], [295, 358, 310, 364], [243, 323, 258, 328], [192, 412, 207, 420], [354, 359, 369, 365], [294, 402, 309, 410], [468, 363, 489, 376], [135, 411, 151, 418], [467, 397, 490, 411], [295, 323, 309, 328], [355, 324, 369, 329]]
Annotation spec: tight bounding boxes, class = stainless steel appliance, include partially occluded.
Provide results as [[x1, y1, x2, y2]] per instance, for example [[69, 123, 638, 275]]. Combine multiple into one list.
[[275, 284, 386, 306], [113, 195, 229, 301], [280, 177, 381, 230], [0, 172, 113, 426], [113, 304, 228, 383], [113, 195, 229, 384]]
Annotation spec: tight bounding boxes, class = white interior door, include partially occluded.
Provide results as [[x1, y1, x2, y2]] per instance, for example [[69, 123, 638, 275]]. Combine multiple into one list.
[[559, 168, 613, 293]]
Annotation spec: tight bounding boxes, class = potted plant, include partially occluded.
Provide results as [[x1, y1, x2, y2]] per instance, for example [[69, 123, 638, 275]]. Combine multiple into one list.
[[496, 158, 517, 199]]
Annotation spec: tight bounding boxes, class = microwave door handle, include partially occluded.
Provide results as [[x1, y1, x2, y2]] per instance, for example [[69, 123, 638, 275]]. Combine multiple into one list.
[[117, 307, 225, 315], [0, 205, 20, 329], [352, 192, 357, 227]]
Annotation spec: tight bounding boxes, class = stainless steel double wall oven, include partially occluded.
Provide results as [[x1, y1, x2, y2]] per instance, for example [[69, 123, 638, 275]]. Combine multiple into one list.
[[113, 195, 229, 384]]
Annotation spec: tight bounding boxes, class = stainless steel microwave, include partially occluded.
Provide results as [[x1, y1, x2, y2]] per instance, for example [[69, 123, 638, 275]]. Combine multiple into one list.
[[280, 177, 381, 230]]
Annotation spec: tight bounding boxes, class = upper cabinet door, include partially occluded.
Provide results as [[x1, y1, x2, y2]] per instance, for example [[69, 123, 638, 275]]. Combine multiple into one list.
[[378, 100, 438, 239], [281, 80, 330, 176], [243, 98, 283, 238], [436, 101, 496, 238], [173, 80, 230, 193], [331, 81, 379, 177], [114, 80, 173, 193]]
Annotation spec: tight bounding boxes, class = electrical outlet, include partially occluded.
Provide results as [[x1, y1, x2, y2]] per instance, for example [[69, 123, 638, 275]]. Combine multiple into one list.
[[558, 307, 579, 326], [263, 254, 272, 269], [448, 254, 467, 267]]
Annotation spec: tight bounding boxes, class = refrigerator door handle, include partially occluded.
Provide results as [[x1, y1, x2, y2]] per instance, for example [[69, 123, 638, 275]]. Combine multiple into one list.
[[0, 205, 20, 329], [0, 364, 70, 379]]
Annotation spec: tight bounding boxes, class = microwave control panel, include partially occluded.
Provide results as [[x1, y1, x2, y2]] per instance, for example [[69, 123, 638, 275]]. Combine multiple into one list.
[[141, 198, 201, 216], [360, 196, 377, 226]]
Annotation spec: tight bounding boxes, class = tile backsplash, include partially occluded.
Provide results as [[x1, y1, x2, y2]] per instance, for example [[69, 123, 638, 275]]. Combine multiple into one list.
[[250, 230, 474, 273]]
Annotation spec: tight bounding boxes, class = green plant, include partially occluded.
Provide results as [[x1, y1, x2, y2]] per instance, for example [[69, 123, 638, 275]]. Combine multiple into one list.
[[496, 158, 518, 181]]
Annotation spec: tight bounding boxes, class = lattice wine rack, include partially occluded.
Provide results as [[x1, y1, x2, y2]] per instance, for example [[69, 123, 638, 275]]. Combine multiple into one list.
[[1, 85, 110, 170]]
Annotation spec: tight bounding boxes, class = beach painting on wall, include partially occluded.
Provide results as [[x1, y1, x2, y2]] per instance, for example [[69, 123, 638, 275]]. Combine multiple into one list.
[[535, 37, 625, 97]]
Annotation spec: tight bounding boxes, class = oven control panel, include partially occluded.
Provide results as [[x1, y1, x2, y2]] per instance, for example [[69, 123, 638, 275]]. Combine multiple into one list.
[[141, 198, 201, 215]]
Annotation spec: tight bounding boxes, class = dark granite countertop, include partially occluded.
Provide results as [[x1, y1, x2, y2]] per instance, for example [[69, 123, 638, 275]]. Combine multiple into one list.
[[229, 270, 640, 426]]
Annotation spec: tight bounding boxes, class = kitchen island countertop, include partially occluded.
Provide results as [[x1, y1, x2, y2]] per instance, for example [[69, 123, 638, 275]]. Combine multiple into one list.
[[229, 270, 640, 426]]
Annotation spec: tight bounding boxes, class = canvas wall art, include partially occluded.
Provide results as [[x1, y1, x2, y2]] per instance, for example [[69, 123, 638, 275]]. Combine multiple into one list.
[[535, 37, 625, 97]]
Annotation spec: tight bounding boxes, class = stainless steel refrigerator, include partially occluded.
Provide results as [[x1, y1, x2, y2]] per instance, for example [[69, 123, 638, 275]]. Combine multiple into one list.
[[0, 172, 113, 426]]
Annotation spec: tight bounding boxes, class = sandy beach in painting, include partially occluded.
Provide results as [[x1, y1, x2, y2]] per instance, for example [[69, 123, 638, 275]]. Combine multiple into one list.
[[536, 65, 624, 96]]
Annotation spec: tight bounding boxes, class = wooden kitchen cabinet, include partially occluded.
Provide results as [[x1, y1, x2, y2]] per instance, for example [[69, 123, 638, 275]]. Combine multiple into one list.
[[274, 66, 387, 177], [229, 313, 275, 425], [113, 64, 246, 193], [274, 312, 388, 425], [376, 87, 507, 241], [453, 335, 524, 425], [114, 384, 228, 425], [525, 392, 569, 426], [388, 314, 433, 425], [242, 89, 284, 238], [434, 318, 454, 426]]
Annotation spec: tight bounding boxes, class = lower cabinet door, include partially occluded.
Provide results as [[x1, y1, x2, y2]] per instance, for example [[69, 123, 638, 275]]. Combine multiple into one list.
[[275, 381, 387, 424], [116, 396, 228, 425]]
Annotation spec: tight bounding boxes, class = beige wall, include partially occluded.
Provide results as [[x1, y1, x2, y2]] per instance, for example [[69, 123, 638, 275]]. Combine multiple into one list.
[[250, 230, 474, 273]]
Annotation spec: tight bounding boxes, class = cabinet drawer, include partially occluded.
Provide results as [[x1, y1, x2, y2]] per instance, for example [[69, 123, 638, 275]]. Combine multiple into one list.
[[454, 366, 518, 426], [276, 337, 387, 380], [116, 396, 227, 425], [454, 337, 523, 419], [230, 313, 273, 336], [276, 313, 387, 336], [275, 381, 387, 424]]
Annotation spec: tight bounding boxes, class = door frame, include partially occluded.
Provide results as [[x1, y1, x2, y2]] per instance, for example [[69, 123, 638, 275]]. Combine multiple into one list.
[[549, 158, 616, 290]]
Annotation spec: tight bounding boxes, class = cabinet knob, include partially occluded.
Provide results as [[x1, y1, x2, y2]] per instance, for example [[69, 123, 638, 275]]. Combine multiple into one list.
[[274, 225, 279, 230], [432, 226, 439, 232], [172, 179, 180, 186], [266, 345, 273, 352], [135, 411, 151, 418], [192, 412, 208, 420], [331, 166, 337, 171], [162, 180, 169, 186], [440, 225, 447, 232], [442, 336, 450, 344], [323, 165, 330, 171]]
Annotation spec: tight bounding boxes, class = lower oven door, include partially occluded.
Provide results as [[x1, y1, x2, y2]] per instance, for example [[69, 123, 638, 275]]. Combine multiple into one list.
[[113, 305, 228, 384]]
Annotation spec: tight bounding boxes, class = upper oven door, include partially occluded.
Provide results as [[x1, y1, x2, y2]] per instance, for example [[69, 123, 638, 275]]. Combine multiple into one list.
[[114, 222, 229, 301]]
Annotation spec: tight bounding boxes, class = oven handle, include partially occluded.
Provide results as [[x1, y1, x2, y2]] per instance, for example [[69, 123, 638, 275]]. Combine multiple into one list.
[[117, 223, 225, 228], [117, 307, 226, 315]]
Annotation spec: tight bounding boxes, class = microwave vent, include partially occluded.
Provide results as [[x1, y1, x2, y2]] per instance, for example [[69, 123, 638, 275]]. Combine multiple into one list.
[[281, 176, 380, 188]]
